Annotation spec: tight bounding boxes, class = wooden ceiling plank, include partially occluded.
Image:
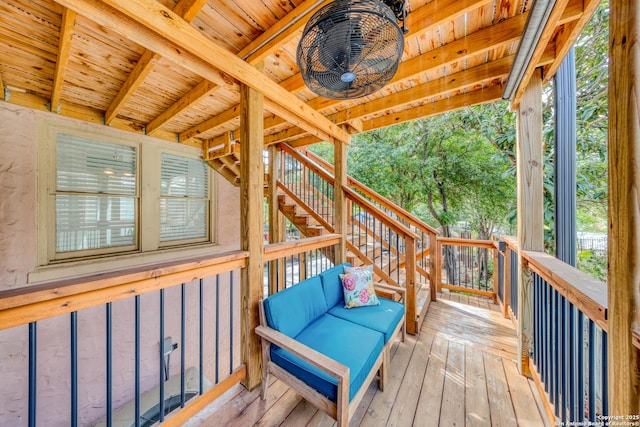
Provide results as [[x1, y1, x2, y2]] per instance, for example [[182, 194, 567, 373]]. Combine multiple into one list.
[[362, 84, 504, 131], [239, 0, 331, 64], [50, 8, 77, 112], [509, 0, 572, 109], [405, 0, 495, 40], [542, 0, 601, 86], [104, 0, 209, 126], [147, 79, 217, 136], [73, 0, 349, 143]]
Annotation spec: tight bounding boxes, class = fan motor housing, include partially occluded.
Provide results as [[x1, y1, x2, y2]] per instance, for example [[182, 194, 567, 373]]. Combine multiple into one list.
[[297, 0, 405, 100]]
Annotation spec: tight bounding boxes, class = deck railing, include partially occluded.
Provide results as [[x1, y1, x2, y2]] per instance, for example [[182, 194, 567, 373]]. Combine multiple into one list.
[[496, 239, 609, 424], [436, 237, 498, 300], [0, 251, 248, 427], [263, 234, 341, 295]]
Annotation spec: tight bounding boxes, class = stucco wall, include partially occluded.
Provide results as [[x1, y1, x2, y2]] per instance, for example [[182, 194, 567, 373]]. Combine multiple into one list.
[[0, 102, 242, 426], [0, 103, 37, 289]]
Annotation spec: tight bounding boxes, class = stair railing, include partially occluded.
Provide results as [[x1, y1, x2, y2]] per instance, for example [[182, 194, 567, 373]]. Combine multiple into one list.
[[302, 147, 438, 296], [277, 143, 420, 333]]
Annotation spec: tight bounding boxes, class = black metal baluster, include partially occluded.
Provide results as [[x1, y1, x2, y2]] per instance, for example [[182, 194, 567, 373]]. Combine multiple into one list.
[[28, 322, 37, 427], [135, 296, 140, 427], [71, 311, 78, 427], [159, 289, 165, 422], [106, 303, 113, 427], [181, 283, 186, 408]]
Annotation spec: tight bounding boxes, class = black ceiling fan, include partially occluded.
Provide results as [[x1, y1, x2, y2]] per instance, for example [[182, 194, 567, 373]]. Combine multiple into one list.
[[297, 0, 407, 100]]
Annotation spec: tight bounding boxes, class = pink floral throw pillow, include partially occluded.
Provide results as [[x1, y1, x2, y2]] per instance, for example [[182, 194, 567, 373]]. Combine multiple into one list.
[[339, 268, 380, 308]]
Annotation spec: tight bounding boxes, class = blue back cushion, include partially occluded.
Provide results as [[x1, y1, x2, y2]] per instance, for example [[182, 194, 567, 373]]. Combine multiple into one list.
[[319, 263, 351, 308], [263, 276, 328, 338]]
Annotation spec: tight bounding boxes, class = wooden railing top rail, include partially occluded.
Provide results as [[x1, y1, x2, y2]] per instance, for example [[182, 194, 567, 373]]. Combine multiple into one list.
[[501, 235, 518, 251], [522, 250, 608, 331], [280, 143, 335, 185], [264, 234, 342, 262], [302, 148, 439, 236], [437, 237, 497, 249], [0, 250, 249, 331], [343, 186, 418, 241]]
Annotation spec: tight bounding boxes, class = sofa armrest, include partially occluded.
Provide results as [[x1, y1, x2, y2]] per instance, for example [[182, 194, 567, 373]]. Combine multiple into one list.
[[373, 283, 406, 302], [255, 325, 349, 381]]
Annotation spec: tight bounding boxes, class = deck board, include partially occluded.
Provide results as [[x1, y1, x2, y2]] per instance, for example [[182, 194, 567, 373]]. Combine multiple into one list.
[[187, 294, 548, 426]]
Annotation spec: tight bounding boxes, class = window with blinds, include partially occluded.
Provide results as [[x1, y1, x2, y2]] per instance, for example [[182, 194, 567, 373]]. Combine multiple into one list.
[[160, 153, 209, 243], [56, 134, 137, 255]]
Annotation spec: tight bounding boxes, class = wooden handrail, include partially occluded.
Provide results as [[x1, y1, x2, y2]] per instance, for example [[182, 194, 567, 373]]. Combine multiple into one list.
[[264, 234, 342, 262], [343, 187, 418, 240], [280, 143, 335, 184], [0, 250, 249, 331], [437, 237, 497, 249], [303, 148, 439, 236], [521, 250, 608, 331]]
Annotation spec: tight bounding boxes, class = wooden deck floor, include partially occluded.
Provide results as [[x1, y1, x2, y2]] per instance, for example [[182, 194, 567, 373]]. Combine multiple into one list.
[[186, 293, 550, 427]]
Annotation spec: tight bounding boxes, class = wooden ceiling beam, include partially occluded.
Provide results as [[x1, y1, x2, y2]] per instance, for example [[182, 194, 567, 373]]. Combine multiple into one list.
[[88, 0, 349, 143], [104, 0, 209, 125], [147, 79, 217, 136], [153, 0, 330, 142], [270, 12, 527, 135], [509, 0, 572, 110], [50, 8, 77, 113], [183, 0, 502, 142], [362, 84, 504, 131], [265, 55, 513, 144], [542, 0, 601, 86]]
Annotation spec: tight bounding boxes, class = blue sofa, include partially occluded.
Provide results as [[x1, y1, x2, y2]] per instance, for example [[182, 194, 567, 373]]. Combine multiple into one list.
[[255, 263, 405, 426]]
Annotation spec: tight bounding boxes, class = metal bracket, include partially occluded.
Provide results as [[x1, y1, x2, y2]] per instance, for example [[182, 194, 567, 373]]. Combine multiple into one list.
[[2, 88, 9, 101]]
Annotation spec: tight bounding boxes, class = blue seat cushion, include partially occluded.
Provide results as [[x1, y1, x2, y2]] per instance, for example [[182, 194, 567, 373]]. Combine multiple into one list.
[[328, 297, 404, 343], [319, 263, 351, 308], [270, 314, 384, 402], [263, 276, 327, 338]]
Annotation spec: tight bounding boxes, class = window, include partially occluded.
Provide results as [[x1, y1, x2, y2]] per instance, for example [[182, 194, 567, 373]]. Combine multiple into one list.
[[56, 134, 138, 257], [160, 153, 209, 244], [37, 119, 215, 268]]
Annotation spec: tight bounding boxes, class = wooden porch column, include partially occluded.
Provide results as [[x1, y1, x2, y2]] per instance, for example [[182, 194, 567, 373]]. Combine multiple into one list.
[[516, 68, 544, 377], [267, 144, 284, 295], [608, 0, 640, 413], [240, 82, 264, 391], [334, 138, 349, 263]]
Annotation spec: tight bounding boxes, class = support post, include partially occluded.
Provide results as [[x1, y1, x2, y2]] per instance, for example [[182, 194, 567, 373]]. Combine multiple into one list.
[[608, 0, 640, 413], [334, 138, 348, 263], [554, 48, 577, 266], [429, 231, 438, 301], [267, 145, 283, 295], [516, 68, 544, 377], [240, 82, 264, 391]]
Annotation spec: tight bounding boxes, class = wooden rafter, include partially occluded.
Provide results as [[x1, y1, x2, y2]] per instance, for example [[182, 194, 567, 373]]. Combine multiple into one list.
[[509, 0, 572, 110], [362, 84, 504, 131], [61, 0, 349, 143], [50, 8, 77, 112], [542, 0, 601, 86], [147, 79, 217, 136], [265, 55, 514, 144], [104, 0, 209, 125], [186, 0, 502, 141]]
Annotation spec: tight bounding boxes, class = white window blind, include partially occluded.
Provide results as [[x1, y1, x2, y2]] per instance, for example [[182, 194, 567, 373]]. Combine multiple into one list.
[[56, 134, 137, 254], [160, 153, 209, 242]]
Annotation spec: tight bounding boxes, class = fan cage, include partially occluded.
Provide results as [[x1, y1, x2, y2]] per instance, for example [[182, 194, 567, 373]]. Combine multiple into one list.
[[297, 0, 405, 100]]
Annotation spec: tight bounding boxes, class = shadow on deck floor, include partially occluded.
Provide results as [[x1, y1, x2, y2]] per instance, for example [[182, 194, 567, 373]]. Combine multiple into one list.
[[185, 292, 550, 427]]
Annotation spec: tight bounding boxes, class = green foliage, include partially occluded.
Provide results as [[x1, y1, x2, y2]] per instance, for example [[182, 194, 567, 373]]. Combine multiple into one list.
[[577, 250, 607, 282]]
